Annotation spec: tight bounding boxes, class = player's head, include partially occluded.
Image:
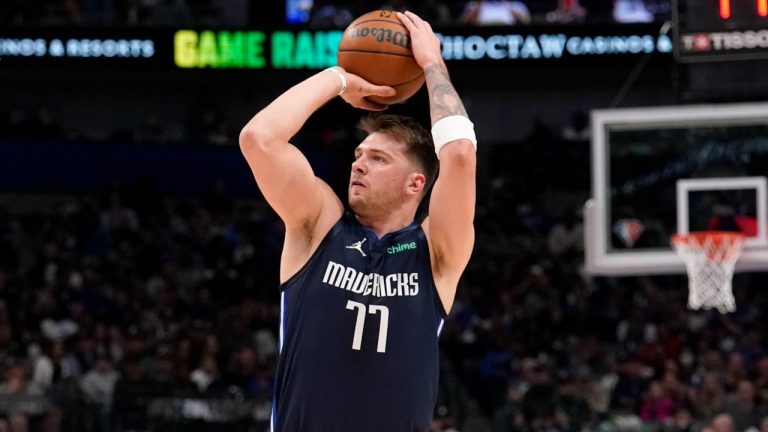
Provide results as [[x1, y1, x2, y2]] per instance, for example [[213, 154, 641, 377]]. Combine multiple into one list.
[[349, 114, 437, 217]]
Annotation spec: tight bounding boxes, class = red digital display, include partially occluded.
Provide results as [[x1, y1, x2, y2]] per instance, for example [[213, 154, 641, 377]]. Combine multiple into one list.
[[720, 0, 731, 18], [719, 0, 768, 18]]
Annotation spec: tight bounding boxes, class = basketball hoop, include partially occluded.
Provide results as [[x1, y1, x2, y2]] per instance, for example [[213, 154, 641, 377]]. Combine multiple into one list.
[[671, 231, 745, 313]]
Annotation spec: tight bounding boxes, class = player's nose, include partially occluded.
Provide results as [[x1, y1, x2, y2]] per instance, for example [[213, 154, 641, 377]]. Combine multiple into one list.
[[351, 158, 366, 174]]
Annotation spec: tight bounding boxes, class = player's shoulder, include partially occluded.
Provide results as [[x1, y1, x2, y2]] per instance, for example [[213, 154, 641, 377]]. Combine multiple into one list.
[[280, 180, 344, 280], [288, 179, 343, 234], [316, 179, 345, 218]]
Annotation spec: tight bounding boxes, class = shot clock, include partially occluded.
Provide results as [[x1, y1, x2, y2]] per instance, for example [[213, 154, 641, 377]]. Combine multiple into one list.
[[674, 0, 768, 61]]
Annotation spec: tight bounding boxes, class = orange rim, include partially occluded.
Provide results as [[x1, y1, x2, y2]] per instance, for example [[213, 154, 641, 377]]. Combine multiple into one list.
[[671, 231, 746, 245], [671, 231, 745, 261]]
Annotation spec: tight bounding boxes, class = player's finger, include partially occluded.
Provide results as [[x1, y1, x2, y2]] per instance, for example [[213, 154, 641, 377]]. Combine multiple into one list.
[[366, 84, 396, 98], [404, 11, 424, 27], [359, 97, 389, 111], [395, 11, 416, 30]]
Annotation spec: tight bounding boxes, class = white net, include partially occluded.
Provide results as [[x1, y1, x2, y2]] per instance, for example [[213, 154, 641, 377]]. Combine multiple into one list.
[[671, 232, 745, 314]]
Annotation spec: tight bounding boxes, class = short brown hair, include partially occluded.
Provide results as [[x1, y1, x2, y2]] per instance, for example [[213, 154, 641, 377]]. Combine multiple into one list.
[[357, 114, 438, 194]]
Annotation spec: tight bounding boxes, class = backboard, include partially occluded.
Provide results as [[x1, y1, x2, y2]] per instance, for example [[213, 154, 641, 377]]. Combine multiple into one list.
[[585, 102, 768, 275]]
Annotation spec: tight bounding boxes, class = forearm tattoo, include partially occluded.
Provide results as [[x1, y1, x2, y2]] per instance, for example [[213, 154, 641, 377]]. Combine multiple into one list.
[[425, 64, 467, 124]]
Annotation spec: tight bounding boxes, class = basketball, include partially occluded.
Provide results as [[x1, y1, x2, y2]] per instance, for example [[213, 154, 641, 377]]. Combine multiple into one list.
[[337, 10, 425, 105]]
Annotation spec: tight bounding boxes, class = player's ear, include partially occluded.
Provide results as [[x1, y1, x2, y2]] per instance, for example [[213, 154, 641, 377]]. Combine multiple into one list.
[[405, 173, 426, 196]]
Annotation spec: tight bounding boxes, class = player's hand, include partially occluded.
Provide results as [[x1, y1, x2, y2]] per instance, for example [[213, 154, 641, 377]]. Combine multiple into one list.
[[337, 68, 396, 111], [396, 11, 444, 70]]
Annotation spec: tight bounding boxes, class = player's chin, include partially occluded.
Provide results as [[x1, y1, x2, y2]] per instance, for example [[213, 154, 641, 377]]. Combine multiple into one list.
[[349, 185, 367, 197], [348, 195, 366, 214]]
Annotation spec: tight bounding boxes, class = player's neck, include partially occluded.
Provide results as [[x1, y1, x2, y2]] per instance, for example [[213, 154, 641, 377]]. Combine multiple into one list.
[[354, 210, 415, 239]]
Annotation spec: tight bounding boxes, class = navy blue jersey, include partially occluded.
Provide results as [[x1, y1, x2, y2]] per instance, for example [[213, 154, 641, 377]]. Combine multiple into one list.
[[272, 213, 447, 432]]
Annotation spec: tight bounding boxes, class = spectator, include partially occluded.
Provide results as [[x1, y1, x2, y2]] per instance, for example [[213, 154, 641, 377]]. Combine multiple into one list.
[[414, 0, 453, 25], [640, 380, 675, 423], [755, 357, 768, 404], [99, 192, 139, 234], [79, 355, 118, 432], [112, 361, 152, 431], [30, 341, 63, 393], [611, 356, 651, 413], [661, 368, 687, 406], [711, 412, 736, 432], [7, 413, 28, 432], [521, 363, 559, 429], [39, 317, 80, 343], [692, 372, 727, 419], [492, 385, 526, 431], [0, 362, 43, 396], [189, 354, 218, 393], [672, 407, 696, 432], [724, 380, 761, 431], [461, 399, 493, 432], [460, 0, 531, 25], [208, 345, 267, 398], [145, 0, 194, 26], [613, 0, 653, 22], [431, 404, 461, 432], [546, 0, 588, 23], [308, 0, 354, 29], [557, 373, 594, 431], [723, 353, 749, 392], [547, 211, 583, 257], [152, 346, 197, 397]]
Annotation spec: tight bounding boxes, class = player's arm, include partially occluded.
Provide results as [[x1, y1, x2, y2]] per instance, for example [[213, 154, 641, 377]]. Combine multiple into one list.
[[398, 11, 476, 311], [239, 68, 396, 231]]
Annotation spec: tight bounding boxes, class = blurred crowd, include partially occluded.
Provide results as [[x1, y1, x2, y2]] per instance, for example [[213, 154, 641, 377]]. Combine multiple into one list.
[[0, 111, 767, 432], [0, 104, 234, 147], [0, 0, 669, 28], [0, 184, 281, 431]]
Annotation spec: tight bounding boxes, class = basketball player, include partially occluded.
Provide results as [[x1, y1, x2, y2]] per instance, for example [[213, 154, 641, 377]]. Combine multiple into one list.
[[239, 11, 476, 431]]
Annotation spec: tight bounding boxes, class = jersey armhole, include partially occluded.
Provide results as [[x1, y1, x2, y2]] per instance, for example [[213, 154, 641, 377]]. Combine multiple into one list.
[[278, 215, 345, 292], [419, 227, 449, 320]]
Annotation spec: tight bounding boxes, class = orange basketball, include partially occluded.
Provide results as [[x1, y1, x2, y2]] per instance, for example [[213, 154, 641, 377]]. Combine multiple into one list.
[[337, 10, 425, 105]]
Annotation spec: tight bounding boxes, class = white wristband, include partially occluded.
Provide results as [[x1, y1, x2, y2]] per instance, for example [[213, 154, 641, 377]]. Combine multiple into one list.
[[431, 115, 477, 158], [326, 67, 347, 96]]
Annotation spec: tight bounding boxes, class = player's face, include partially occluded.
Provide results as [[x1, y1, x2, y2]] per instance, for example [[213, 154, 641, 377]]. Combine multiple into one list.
[[349, 132, 419, 216]]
